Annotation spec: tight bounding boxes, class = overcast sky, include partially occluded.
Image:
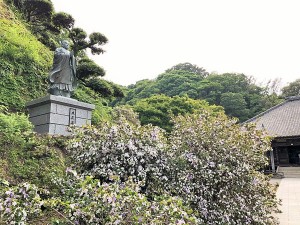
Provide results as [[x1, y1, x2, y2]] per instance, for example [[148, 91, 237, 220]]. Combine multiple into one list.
[[51, 0, 300, 87]]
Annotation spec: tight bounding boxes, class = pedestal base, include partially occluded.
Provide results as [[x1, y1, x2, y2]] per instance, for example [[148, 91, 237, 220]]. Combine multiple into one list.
[[26, 95, 95, 135]]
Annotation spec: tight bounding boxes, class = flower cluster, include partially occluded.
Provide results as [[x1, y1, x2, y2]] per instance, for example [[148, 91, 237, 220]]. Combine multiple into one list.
[[0, 181, 43, 224], [68, 121, 170, 193], [168, 113, 279, 224], [47, 169, 200, 225]]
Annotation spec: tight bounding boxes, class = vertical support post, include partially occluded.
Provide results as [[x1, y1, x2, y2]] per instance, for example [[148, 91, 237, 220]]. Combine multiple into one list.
[[270, 150, 275, 173]]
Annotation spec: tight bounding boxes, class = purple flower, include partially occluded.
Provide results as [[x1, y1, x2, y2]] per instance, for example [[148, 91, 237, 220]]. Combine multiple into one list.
[[187, 173, 194, 180], [5, 208, 11, 213], [177, 219, 185, 224], [5, 190, 13, 197]]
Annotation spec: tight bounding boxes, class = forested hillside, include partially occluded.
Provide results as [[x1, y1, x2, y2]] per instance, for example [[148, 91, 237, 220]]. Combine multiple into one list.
[[0, 0, 52, 110], [117, 63, 283, 122]]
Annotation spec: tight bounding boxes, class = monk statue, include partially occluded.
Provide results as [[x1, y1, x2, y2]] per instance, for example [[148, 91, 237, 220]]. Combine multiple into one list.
[[48, 40, 77, 98]]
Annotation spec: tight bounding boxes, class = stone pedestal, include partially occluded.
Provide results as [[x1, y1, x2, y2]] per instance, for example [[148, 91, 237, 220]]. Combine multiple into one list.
[[26, 95, 95, 135]]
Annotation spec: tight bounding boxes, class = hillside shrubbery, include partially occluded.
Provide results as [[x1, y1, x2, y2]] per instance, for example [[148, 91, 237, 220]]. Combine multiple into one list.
[[0, 110, 66, 188], [65, 111, 279, 224], [0, 110, 279, 224], [1, 170, 199, 225], [0, 17, 52, 110]]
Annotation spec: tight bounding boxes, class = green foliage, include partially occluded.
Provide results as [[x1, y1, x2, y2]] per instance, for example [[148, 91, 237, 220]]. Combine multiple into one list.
[[0, 19, 52, 66], [85, 77, 125, 99], [156, 71, 204, 98], [165, 62, 209, 78], [0, 112, 32, 141], [52, 12, 74, 29], [69, 27, 108, 57], [0, 18, 52, 110], [86, 77, 113, 97], [281, 78, 300, 98], [76, 57, 105, 81], [122, 79, 157, 104], [220, 92, 250, 121], [133, 94, 223, 132], [111, 83, 125, 98], [0, 112, 66, 189], [7, 136, 66, 189], [5, 0, 68, 49], [72, 85, 113, 124], [120, 68, 281, 122], [22, 0, 54, 23]]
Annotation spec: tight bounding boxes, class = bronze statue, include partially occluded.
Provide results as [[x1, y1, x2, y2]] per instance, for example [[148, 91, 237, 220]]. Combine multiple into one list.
[[48, 40, 77, 98]]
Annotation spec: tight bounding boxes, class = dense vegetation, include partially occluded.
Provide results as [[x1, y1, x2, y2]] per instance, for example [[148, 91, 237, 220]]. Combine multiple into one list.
[[118, 63, 283, 122], [0, 109, 279, 224], [281, 78, 300, 98], [2, 0, 298, 223], [0, 1, 52, 110], [133, 94, 223, 132]]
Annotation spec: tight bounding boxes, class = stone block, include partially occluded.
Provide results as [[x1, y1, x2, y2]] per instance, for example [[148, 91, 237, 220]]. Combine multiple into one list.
[[26, 95, 95, 136]]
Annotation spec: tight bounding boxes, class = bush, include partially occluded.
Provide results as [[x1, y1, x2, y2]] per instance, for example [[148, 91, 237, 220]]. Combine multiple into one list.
[[0, 170, 200, 225], [0, 112, 66, 189], [76, 58, 105, 81], [67, 111, 279, 224], [68, 120, 170, 194], [0, 112, 33, 142], [86, 77, 114, 97], [47, 170, 200, 225], [0, 181, 43, 224], [168, 112, 279, 224]]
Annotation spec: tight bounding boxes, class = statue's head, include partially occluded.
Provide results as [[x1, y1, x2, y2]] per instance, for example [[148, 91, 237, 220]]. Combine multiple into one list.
[[61, 40, 69, 50]]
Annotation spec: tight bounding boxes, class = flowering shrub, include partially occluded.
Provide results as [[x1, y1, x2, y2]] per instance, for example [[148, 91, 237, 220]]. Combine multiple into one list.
[[168, 112, 279, 224], [0, 180, 43, 224], [0, 170, 200, 225], [67, 112, 279, 224], [68, 120, 170, 193], [48, 169, 200, 225], [0, 111, 279, 224]]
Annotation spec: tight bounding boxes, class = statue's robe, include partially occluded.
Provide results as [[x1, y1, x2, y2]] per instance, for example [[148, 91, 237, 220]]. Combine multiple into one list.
[[49, 47, 77, 94]]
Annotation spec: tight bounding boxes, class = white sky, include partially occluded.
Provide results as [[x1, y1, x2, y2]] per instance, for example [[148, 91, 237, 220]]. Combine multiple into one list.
[[51, 0, 300, 87]]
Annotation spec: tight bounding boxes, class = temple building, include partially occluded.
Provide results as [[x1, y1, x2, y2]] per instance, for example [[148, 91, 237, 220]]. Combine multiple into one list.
[[246, 96, 300, 172]]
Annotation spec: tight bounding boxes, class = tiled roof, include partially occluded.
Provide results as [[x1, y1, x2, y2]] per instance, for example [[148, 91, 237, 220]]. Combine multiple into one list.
[[245, 96, 300, 137]]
